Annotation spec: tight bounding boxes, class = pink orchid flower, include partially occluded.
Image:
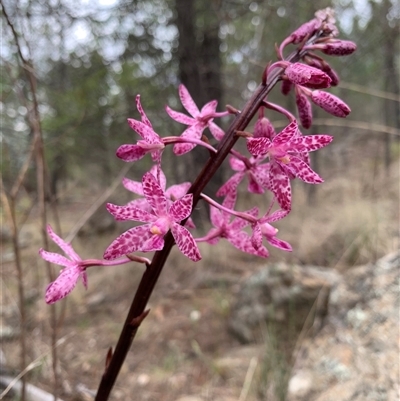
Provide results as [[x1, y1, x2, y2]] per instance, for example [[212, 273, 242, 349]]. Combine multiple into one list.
[[39, 225, 89, 304], [196, 192, 269, 258], [39, 225, 144, 304], [122, 165, 195, 228], [165, 84, 228, 155], [217, 152, 271, 197], [251, 211, 292, 252], [40, 225, 145, 304], [105, 172, 201, 262], [116, 95, 164, 163], [247, 121, 333, 210]]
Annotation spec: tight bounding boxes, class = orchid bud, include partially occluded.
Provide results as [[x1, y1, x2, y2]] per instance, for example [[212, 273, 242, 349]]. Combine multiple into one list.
[[311, 90, 351, 117], [254, 116, 276, 139], [285, 62, 332, 89], [320, 40, 357, 56], [289, 18, 321, 44], [281, 79, 293, 95], [296, 91, 313, 129]]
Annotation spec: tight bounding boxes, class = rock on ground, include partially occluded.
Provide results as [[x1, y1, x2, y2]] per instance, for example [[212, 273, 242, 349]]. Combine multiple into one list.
[[287, 252, 399, 401]]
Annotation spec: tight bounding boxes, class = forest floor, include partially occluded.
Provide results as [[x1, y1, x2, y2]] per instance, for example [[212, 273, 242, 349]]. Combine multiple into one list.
[[1, 145, 399, 401]]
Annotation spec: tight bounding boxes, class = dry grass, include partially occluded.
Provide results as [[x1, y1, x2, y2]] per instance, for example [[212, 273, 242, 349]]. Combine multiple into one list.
[[1, 140, 399, 400]]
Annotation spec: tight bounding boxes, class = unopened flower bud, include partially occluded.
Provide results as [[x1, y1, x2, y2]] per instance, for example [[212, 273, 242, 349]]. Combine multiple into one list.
[[320, 40, 357, 56], [285, 62, 331, 89], [296, 91, 313, 129], [281, 79, 293, 95], [290, 18, 321, 44], [254, 117, 276, 139], [311, 90, 351, 117]]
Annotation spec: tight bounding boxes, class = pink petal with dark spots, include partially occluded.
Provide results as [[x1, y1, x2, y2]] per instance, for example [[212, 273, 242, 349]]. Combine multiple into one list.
[[46, 225, 81, 261], [228, 231, 269, 258], [103, 225, 156, 260], [106, 203, 156, 222], [116, 144, 147, 162], [266, 236, 292, 251], [290, 135, 333, 152], [142, 172, 168, 215], [135, 95, 152, 128], [45, 266, 82, 304], [179, 84, 200, 117], [165, 106, 196, 125], [289, 156, 323, 184], [270, 163, 292, 211], [127, 119, 161, 144], [39, 249, 76, 268], [169, 194, 193, 222], [171, 223, 201, 262], [122, 177, 144, 195], [251, 223, 263, 249], [272, 121, 299, 146], [247, 137, 271, 157]]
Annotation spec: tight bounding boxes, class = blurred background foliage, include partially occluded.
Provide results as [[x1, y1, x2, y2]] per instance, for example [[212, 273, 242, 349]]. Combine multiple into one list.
[[2, 0, 398, 193]]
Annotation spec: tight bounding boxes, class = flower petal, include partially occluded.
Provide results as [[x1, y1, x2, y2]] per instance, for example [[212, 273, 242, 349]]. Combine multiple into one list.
[[46, 225, 81, 262], [208, 122, 225, 141], [270, 163, 292, 211], [122, 177, 144, 195], [228, 231, 269, 258], [171, 223, 201, 261], [142, 172, 168, 215], [200, 100, 217, 116], [127, 119, 162, 144], [266, 236, 292, 251], [272, 121, 299, 146], [165, 182, 191, 200], [216, 172, 244, 197], [116, 144, 147, 162], [169, 194, 193, 222], [165, 106, 197, 125], [103, 224, 156, 260], [106, 203, 156, 222], [179, 84, 200, 117], [39, 249, 76, 268], [45, 266, 82, 304], [136, 95, 152, 128], [247, 137, 271, 157], [289, 156, 323, 183], [290, 135, 333, 152]]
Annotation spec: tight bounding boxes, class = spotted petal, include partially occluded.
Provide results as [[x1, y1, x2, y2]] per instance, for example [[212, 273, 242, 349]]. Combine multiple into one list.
[[142, 172, 167, 215], [171, 223, 201, 261], [104, 224, 160, 260], [289, 156, 323, 184], [45, 265, 82, 304], [179, 84, 200, 117], [290, 135, 333, 152], [116, 144, 147, 162], [270, 163, 292, 211], [46, 225, 81, 261], [165, 106, 196, 125], [169, 194, 193, 222], [106, 203, 156, 222]]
